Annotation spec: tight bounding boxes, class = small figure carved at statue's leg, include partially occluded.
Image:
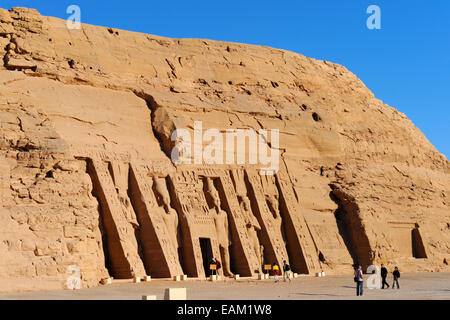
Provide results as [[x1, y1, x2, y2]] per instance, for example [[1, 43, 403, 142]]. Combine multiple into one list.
[[260, 245, 265, 269]]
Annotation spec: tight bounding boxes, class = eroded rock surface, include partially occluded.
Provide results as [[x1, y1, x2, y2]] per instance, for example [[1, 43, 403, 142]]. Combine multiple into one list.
[[0, 7, 449, 292]]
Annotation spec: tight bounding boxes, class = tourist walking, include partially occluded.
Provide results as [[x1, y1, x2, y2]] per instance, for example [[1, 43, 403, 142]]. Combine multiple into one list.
[[354, 265, 364, 296], [273, 263, 280, 283], [381, 264, 390, 289], [282, 260, 291, 282], [392, 266, 400, 289]]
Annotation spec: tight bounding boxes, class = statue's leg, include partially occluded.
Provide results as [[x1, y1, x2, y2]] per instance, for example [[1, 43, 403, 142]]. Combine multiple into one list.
[[221, 246, 234, 277], [253, 237, 261, 270]]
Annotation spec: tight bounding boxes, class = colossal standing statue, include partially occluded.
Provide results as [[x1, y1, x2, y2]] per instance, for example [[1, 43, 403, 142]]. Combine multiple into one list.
[[154, 177, 180, 250], [230, 169, 265, 270], [206, 178, 234, 277], [239, 195, 263, 269]]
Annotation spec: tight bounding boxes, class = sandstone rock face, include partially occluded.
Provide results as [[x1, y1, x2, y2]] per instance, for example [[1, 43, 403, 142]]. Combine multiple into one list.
[[0, 7, 449, 292]]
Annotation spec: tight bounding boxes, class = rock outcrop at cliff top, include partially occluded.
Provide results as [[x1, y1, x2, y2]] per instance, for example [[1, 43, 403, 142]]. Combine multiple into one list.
[[0, 7, 449, 292]]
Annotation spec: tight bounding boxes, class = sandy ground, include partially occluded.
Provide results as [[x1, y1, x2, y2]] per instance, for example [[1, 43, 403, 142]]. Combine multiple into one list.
[[1, 273, 449, 300]]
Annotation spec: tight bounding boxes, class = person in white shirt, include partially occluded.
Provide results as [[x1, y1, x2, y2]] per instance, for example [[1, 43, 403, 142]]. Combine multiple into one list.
[[354, 265, 364, 296]]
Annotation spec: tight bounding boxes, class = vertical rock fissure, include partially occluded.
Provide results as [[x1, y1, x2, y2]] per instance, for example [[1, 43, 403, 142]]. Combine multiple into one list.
[[329, 186, 373, 269], [133, 90, 172, 159]]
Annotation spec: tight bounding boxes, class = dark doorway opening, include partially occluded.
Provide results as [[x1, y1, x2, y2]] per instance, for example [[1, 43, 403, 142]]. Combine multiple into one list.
[[200, 238, 213, 277], [412, 227, 427, 258]]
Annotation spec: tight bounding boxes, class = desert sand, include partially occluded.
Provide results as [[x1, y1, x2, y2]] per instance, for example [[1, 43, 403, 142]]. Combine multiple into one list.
[[1, 273, 449, 300]]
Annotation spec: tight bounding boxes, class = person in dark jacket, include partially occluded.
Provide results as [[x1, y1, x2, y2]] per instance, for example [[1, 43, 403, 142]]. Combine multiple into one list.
[[282, 260, 291, 282], [381, 264, 390, 289], [392, 266, 400, 289]]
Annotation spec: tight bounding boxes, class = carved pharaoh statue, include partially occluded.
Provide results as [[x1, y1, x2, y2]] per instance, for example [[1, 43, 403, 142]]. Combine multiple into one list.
[[205, 178, 234, 277], [239, 194, 263, 269], [230, 169, 264, 270], [110, 162, 139, 227], [260, 244, 265, 266], [154, 177, 179, 250], [262, 175, 288, 248], [117, 188, 139, 227], [265, 193, 287, 245]]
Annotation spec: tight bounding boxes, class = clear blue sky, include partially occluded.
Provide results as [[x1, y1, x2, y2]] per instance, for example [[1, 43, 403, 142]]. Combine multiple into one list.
[[2, 1, 449, 158]]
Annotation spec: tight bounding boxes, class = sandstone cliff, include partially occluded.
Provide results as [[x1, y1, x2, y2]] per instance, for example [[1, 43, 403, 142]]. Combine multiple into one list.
[[0, 7, 449, 292]]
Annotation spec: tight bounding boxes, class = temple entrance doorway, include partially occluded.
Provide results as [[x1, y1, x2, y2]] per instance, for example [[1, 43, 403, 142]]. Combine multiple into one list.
[[200, 238, 214, 277]]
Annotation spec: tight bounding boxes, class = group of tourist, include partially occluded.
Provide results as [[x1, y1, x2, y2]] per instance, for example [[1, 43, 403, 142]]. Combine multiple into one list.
[[212, 257, 401, 297], [210, 258, 222, 276], [270, 260, 292, 282], [209, 257, 293, 282], [354, 264, 401, 296], [272, 261, 402, 298]]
